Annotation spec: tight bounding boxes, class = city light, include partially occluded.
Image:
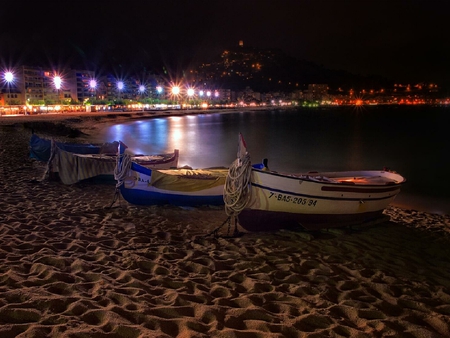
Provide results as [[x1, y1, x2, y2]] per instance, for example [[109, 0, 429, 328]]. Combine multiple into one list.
[[4, 71, 14, 84], [4, 71, 14, 112], [54, 75, 62, 104], [53, 75, 62, 90], [0, 56, 446, 114], [89, 79, 97, 103], [117, 81, 124, 101], [171, 86, 180, 95]]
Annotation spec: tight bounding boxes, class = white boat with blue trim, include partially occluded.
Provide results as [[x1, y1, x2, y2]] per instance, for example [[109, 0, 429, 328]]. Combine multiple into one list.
[[115, 142, 227, 206], [224, 134, 406, 231]]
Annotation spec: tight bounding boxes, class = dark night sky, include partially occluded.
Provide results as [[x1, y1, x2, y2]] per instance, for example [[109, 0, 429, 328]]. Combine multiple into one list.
[[1, 0, 449, 85]]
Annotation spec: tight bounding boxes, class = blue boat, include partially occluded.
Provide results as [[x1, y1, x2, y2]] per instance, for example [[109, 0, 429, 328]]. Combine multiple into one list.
[[115, 142, 227, 206]]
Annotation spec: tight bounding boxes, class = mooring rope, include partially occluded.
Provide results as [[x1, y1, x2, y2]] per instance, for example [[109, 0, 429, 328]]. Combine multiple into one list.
[[42, 138, 57, 181], [223, 151, 252, 217], [108, 152, 132, 208], [114, 152, 132, 188]]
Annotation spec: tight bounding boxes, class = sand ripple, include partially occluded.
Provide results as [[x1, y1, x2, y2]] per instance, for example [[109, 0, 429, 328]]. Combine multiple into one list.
[[1, 123, 450, 337]]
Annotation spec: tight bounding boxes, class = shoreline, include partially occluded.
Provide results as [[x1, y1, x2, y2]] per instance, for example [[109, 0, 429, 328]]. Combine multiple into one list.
[[0, 107, 283, 141], [0, 106, 277, 123], [1, 115, 450, 336]]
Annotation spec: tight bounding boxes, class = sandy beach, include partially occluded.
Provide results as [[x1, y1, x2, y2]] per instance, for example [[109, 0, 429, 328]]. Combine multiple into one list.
[[1, 112, 450, 337]]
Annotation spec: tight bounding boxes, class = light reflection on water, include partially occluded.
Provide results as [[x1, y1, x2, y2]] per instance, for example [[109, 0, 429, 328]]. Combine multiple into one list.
[[94, 106, 450, 215]]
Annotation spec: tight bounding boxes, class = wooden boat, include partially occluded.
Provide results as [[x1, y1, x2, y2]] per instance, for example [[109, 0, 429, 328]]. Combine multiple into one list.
[[29, 133, 106, 162], [224, 134, 406, 231], [31, 134, 179, 184], [115, 142, 227, 206]]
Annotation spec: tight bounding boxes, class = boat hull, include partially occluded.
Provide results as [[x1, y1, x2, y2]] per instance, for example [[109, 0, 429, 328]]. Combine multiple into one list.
[[120, 183, 225, 206], [118, 146, 227, 206], [238, 209, 387, 231], [238, 168, 404, 231], [29, 132, 180, 185], [119, 166, 226, 206]]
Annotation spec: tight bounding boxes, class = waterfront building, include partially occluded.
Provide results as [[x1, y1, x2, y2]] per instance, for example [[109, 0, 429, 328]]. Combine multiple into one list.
[[1, 66, 96, 108], [20, 66, 72, 105], [69, 70, 96, 103], [303, 84, 329, 102]]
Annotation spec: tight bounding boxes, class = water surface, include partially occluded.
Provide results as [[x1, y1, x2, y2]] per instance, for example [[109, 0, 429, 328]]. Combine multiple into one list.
[[95, 105, 450, 215]]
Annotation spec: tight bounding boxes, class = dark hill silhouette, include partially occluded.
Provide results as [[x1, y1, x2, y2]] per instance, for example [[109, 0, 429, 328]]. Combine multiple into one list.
[[188, 45, 394, 93]]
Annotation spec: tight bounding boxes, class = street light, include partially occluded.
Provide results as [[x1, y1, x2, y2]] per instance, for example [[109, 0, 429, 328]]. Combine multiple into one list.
[[171, 86, 180, 95], [117, 81, 124, 102], [89, 79, 97, 103], [214, 91, 220, 106], [53, 75, 62, 105], [155, 86, 163, 104], [139, 85, 146, 101], [4, 71, 14, 113], [171, 85, 180, 107], [187, 87, 195, 108]]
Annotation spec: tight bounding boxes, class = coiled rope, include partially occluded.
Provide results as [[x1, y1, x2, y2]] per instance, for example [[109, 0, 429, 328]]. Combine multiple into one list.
[[223, 151, 252, 217], [114, 152, 132, 188]]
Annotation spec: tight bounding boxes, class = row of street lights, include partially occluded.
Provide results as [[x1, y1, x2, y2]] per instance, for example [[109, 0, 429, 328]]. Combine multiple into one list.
[[3, 70, 222, 109], [112, 82, 220, 99]]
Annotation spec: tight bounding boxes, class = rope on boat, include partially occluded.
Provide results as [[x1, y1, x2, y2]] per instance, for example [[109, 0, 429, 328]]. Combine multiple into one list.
[[114, 152, 132, 188], [198, 134, 253, 240], [108, 188, 122, 209], [223, 150, 252, 217], [108, 152, 132, 208], [42, 139, 57, 181]]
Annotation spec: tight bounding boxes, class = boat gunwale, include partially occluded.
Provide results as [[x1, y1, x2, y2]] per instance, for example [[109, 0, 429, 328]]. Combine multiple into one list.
[[251, 167, 406, 186]]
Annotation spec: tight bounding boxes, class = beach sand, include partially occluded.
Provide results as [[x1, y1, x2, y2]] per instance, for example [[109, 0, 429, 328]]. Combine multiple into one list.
[[1, 114, 450, 337]]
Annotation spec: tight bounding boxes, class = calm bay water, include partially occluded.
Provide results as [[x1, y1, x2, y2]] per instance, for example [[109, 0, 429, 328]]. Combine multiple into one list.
[[95, 105, 450, 215]]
